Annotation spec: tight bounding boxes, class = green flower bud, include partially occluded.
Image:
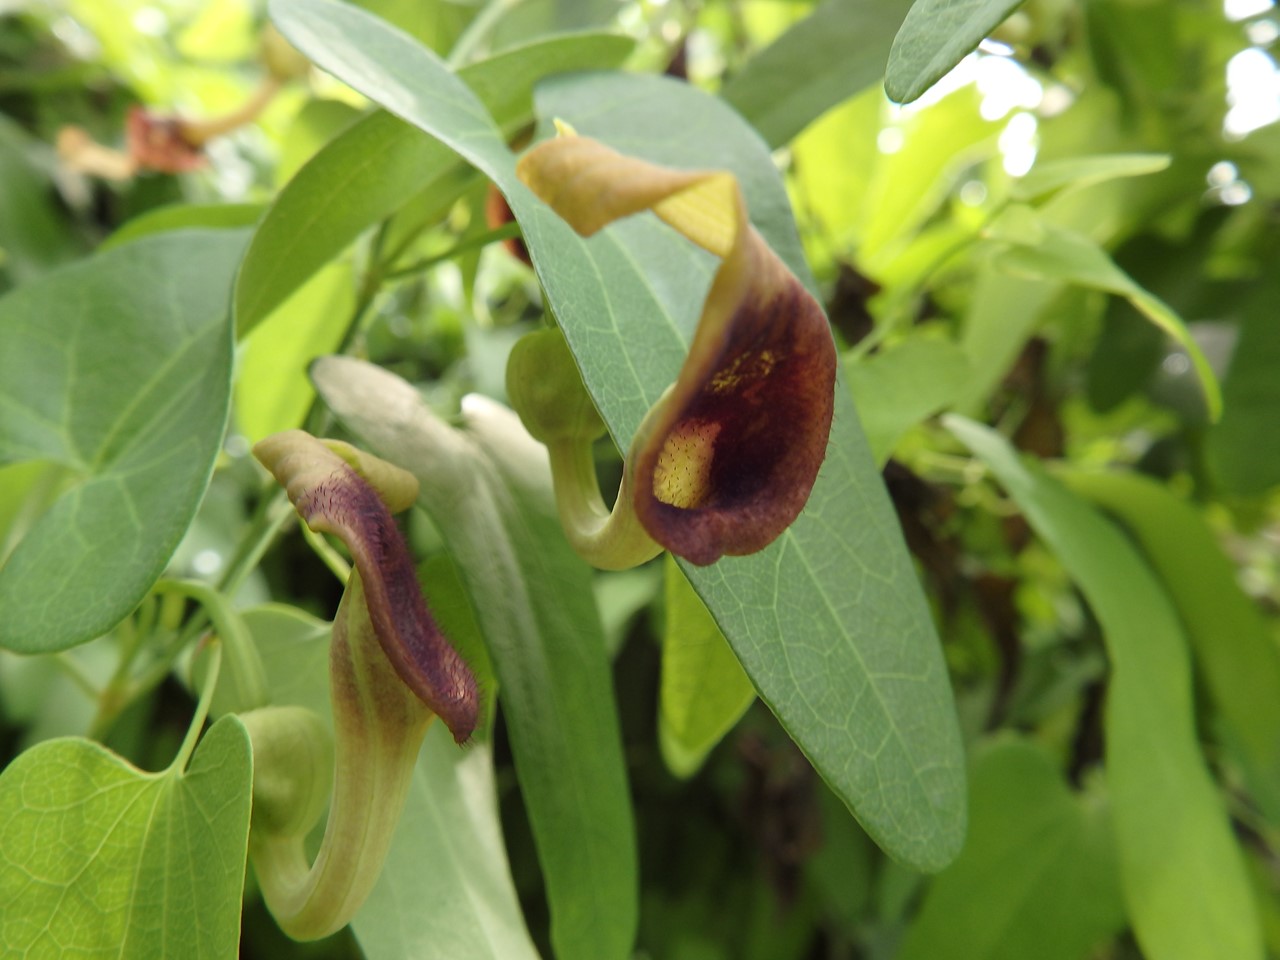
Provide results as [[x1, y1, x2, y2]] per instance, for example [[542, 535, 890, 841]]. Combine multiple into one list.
[[506, 327, 607, 445], [240, 706, 332, 839]]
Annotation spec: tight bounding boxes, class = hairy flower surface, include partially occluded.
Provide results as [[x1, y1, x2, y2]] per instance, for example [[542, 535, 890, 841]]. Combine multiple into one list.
[[254, 431, 478, 743]]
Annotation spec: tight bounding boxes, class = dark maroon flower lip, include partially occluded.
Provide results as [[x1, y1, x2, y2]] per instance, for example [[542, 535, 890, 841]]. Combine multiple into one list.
[[629, 238, 836, 565], [515, 131, 837, 566], [254, 431, 479, 743]]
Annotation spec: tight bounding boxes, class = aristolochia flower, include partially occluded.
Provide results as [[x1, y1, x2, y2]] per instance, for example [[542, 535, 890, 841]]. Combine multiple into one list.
[[253, 430, 478, 742], [511, 127, 836, 566], [247, 430, 479, 941]]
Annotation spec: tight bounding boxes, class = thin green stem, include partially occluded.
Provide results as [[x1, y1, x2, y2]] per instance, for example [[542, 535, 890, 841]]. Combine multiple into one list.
[[326, 220, 392, 368], [300, 521, 353, 584], [218, 489, 293, 596], [169, 641, 221, 773], [154, 578, 269, 712], [131, 595, 158, 652], [53, 651, 100, 699], [382, 222, 522, 281]]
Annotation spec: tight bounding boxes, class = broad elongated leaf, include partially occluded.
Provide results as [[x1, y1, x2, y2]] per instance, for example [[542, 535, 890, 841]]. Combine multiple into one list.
[[885, 0, 1025, 104], [1206, 278, 1280, 495], [846, 337, 971, 464], [102, 203, 264, 250], [955, 268, 1058, 414], [987, 211, 1222, 419], [276, 99, 365, 186], [272, 0, 966, 871], [659, 555, 755, 778], [1012, 153, 1171, 202], [721, 0, 913, 148], [948, 417, 1263, 960], [0, 115, 83, 286], [236, 261, 355, 443], [898, 738, 1125, 960], [234, 31, 635, 334], [0, 230, 247, 652], [311, 357, 635, 960], [357, 724, 541, 960], [240, 605, 539, 960], [0, 717, 252, 960], [1062, 469, 1280, 823]]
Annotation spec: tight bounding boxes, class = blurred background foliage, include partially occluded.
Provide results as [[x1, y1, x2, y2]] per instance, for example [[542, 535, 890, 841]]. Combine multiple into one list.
[[0, 0, 1278, 957]]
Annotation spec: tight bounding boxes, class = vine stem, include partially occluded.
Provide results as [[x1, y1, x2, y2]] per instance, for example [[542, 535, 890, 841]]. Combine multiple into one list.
[[153, 578, 269, 712], [170, 640, 221, 773], [382, 222, 522, 280]]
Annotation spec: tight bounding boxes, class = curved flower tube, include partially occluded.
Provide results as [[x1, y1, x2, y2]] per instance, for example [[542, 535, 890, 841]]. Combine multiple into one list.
[[247, 431, 480, 940], [514, 128, 837, 566], [254, 430, 478, 741], [506, 326, 664, 570], [244, 575, 433, 940]]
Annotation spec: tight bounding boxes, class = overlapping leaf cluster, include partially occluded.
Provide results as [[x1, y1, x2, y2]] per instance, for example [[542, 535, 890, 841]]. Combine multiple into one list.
[[0, 0, 1277, 958]]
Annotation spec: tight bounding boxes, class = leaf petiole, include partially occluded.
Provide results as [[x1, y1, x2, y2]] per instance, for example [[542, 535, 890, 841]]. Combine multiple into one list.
[[170, 639, 221, 774]]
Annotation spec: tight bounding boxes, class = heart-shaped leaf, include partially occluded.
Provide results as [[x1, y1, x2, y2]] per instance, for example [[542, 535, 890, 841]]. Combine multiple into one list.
[[0, 229, 248, 652], [0, 716, 252, 959]]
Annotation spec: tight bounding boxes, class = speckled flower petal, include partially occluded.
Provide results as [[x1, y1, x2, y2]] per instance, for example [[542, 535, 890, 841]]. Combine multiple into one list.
[[517, 134, 836, 565]]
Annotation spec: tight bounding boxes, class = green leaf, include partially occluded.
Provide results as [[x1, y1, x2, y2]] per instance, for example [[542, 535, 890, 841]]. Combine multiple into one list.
[[358, 0, 476, 54], [987, 212, 1222, 419], [102, 203, 264, 251], [243, 605, 333, 718], [418, 552, 499, 734], [235, 260, 356, 444], [485, 0, 628, 54], [0, 230, 248, 653], [788, 86, 884, 251], [1061, 469, 1280, 823], [355, 723, 542, 960], [1206, 279, 1280, 496], [0, 716, 252, 959], [239, 604, 541, 960], [860, 85, 1001, 270], [846, 337, 971, 464], [0, 115, 84, 286], [885, 0, 1026, 104], [276, 99, 365, 186], [659, 555, 755, 778], [234, 30, 635, 335], [273, 0, 966, 871], [947, 416, 1263, 960], [1013, 153, 1172, 202], [955, 267, 1058, 413], [310, 357, 635, 960], [899, 737, 1124, 960], [720, 0, 914, 148]]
